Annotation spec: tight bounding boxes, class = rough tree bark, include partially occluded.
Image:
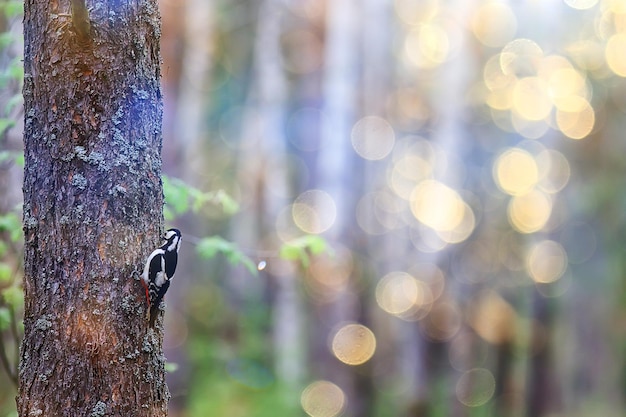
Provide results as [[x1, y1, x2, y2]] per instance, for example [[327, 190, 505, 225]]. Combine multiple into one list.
[[18, 0, 168, 415]]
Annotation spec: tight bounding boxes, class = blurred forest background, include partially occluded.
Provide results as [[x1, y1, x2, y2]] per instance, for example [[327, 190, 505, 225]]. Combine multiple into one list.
[[1, 0, 626, 416]]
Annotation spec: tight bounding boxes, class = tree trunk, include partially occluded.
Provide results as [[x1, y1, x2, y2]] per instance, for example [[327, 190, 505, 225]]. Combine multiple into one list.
[[18, 1, 168, 415]]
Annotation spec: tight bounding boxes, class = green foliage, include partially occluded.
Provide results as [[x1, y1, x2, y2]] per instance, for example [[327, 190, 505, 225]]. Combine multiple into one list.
[[0, 307, 10, 331], [4, 94, 22, 115], [197, 236, 257, 276], [0, 150, 23, 167], [0, 57, 23, 89], [163, 175, 239, 221], [186, 336, 300, 417], [2, 286, 22, 310], [164, 362, 179, 373], [0, 118, 14, 137], [0, 1, 22, 19], [0, 262, 11, 285], [279, 235, 329, 268], [0, 212, 21, 242]]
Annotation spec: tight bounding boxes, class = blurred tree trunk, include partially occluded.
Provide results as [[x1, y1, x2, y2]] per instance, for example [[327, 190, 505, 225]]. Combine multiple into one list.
[[527, 292, 561, 417], [18, 1, 167, 415], [318, 0, 362, 413], [241, 0, 306, 391]]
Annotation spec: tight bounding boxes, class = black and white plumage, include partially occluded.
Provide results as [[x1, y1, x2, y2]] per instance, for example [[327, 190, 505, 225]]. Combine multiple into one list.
[[141, 228, 182, 327]]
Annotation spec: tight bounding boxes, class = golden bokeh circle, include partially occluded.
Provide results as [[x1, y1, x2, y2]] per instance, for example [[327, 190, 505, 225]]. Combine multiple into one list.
[[331, 324, 377, 366]]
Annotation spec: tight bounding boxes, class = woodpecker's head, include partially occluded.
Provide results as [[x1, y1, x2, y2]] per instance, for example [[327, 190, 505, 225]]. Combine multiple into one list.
[[162, 228, 182, 253]]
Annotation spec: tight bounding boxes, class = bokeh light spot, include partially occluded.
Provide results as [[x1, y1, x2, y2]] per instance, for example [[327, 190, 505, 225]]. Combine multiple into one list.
[[405, 24, 450, 68], [351, 116, 395, 160], [606, 34, 626, 77], [471, 2, 517, 48], [422, 302, 462, 341], [556, 97, 595, 139], [512, 77, 552, 121], [564, 0, 598, 9], [292, 189, 337, 234], [536, 149, 571, 194], [456, 368, 496, 407], [376, 271, 433, 320], [469, 291, 517, 344], [331, 324, 377, 366], [494, 148, 539, 196], [500, 39, 543, 77], [508, 190, 552, 233], [307, 248, 354, 302], [410, 180, 470, 235], [527, 240, 567, 284], [301, 380, 346, 417], [394, 0, 438, 25]]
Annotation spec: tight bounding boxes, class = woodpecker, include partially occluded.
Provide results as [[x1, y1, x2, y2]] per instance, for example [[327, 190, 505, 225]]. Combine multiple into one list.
[[141, 228, 182, 327]]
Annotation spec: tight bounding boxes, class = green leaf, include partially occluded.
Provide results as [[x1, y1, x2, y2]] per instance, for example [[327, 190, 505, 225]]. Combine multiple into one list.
[[2, 286, 22, 309], [162, 175, 240, 217], [0, 118, 15, 137], [7, 58, 23, 80], [163, 206, 175, 222], [0, 32, 14, 49], [2, 1, 23, 18], [0, 212, 22, 241], [0, 262, 11, 285], [197, 236, 233, 259], [212, 190, 239, 215], [5, 93, 23, 114], [0, 150, 22, 166], [279, 235, 329, 269], [14, 152, 24, 167], [0, 307, 10, 331], [163, 176, 190, 216], [165, 362, 179, 373], [197, 236, 258, 276]]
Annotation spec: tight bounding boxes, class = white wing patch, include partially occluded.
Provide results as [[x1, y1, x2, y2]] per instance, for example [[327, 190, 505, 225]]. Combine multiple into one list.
[[155, 256, 168, 286]]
